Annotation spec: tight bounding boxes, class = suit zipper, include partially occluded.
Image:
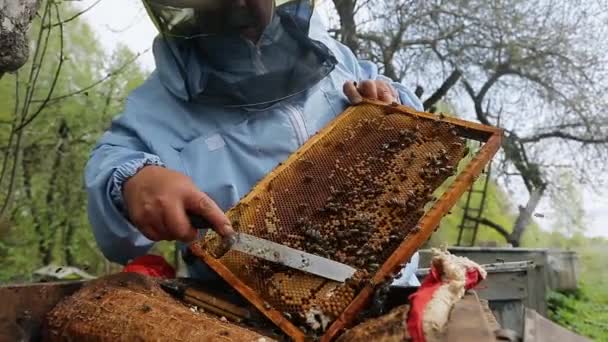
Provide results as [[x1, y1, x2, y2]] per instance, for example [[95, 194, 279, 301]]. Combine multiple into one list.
[[285, 104, 308, 146]]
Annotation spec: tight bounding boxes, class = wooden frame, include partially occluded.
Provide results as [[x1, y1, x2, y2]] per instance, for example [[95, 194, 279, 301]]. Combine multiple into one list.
[[190, 99, 503, 341]]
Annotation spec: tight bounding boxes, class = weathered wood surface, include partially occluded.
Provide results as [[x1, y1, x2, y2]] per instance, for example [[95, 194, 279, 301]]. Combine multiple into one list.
[[524, 308, 591, 342], [443, 292, 497, 342], [0, 280, 84, 341]]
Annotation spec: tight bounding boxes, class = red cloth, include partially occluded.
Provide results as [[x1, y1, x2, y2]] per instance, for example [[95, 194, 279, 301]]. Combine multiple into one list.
[[122, 254, 176, 279], [406, 265, 484, 342]]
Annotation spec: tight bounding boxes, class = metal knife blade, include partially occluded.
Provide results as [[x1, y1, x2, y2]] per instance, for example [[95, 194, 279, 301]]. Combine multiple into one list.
[[188, 214, 357, 282], [233, 233, 357, 282]]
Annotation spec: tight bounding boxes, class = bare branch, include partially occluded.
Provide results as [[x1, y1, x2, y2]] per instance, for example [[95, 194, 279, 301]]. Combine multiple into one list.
[[520, 131, 608, 144], [0, 1, 54, 218], [332, 0, 359, 53], [423, 69, 461, 110], [44, 0, 102, 28], [30, 48, 150, 105], [467, 216, 510, 240], [15, 2, 66, 132], [460, 78, 491, 125]]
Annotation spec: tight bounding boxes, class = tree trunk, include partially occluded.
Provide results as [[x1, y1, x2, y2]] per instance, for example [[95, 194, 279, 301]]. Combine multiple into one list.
[[332, 0, 359, 53], [64, 221, 75, 265], [423, 70, 462, 111], [21, 147, 49, 263], [41, 119, 69, 264], [508, 187, 544, 247], [0, 0, 41, 76]]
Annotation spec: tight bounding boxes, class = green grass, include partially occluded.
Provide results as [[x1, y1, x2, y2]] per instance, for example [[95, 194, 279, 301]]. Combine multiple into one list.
[[548, 284, 608, 341], [547, 241, 608, 341]]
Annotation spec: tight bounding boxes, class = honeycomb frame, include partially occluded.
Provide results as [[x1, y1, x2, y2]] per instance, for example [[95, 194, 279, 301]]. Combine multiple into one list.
[[190, 99, 503, 341]]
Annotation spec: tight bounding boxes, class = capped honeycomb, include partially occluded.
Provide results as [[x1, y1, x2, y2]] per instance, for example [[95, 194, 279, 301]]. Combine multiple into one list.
[[191, 101, 498, 339]]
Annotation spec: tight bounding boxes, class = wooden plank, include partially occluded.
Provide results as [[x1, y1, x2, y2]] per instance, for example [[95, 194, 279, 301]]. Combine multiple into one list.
[[444, 291, 496, 342], [490, 301, 525, 337], [418, 248, 550, 267], [546, 250, 580, 291], [189, 243, 307, 342], [0, 281, 85, 341], [476, 272, 529, 301], [525, 308, 591, 342]]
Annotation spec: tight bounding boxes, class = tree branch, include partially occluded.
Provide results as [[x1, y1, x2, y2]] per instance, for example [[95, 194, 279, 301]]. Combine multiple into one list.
[[332, 0, 359, 53], [467, 216, 510, 240], [509, 187, 545, 246], [520, 131, 608, 144], [423, 69, 462, 110], [44, 0, 102, 28], [461, 77, 492, 126], [30, 48, 149, 105], [15, 2, 65, 132]]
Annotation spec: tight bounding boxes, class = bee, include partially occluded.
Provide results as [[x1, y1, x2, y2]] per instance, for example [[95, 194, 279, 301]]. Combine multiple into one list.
[[297, 203, 309, 212]]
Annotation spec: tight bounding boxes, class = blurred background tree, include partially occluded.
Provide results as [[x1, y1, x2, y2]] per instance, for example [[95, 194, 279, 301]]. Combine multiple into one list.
[[0, 0, 147, 281], [329, 0, 608, 246]]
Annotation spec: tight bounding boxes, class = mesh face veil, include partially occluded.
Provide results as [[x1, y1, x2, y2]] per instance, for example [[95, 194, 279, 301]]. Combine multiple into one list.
[[142, 0, 335, 107], [143, 0, 315, 39]]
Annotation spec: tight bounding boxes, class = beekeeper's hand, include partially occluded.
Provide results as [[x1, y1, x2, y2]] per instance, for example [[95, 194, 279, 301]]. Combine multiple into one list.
[[343, 80, 398, 104], [122, 166, 234, 242]]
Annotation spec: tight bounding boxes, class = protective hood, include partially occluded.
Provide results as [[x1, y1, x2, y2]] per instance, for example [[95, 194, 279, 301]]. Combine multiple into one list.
[[151, 2, 337, 107], [145, 0, 289, 39]]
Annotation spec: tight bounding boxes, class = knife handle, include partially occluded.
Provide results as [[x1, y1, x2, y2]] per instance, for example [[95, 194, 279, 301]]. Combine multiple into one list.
[[188, 213, 212, 230], [188, 213, 236, 258]]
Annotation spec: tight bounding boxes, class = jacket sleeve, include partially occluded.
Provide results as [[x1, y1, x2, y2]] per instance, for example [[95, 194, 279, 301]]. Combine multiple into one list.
[[85, 99, 161, 265]]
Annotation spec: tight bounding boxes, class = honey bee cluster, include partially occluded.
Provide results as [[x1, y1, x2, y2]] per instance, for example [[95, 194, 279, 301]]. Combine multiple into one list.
[[213, 104, 467, 329]]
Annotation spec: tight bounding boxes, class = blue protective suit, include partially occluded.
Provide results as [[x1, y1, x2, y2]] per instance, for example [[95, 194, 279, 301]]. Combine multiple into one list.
[[85, 12, 422, 286]]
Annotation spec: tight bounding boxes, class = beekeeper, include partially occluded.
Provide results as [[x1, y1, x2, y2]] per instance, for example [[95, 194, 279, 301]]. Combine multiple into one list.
[[85, 0, 422, 285]]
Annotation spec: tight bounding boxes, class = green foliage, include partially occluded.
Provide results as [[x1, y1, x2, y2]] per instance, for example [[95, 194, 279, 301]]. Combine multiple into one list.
[[430, 174, 520, 247], [545, 236, 608, 340], [548, 283, 608, 341], [0, 1, 148, 282], [548, 170, 587, 237], [534, 235, 601, 329]]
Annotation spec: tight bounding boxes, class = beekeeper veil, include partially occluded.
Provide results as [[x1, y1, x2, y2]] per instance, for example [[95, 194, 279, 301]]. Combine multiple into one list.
[[142, 0, 337, 107]]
